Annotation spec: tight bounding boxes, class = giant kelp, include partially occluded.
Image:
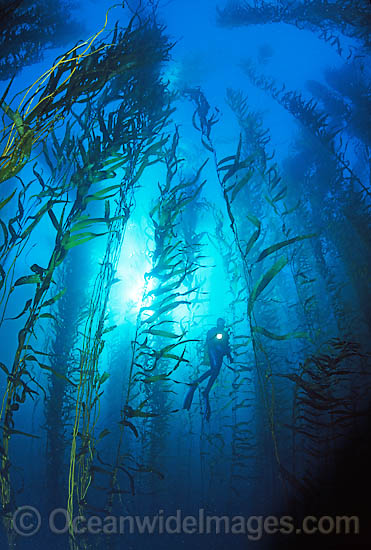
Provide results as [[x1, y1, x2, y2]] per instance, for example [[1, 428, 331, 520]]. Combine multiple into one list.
[[65, 44, 172, 550], [45, 249, 92, 512], [0, 2, 370, 549], [217, 0, 371, 59], [90, 129, 207, 539], [183, 81, 370, 514], [184, 86, 316, 502], [207, 203, 256, 505], [0, 10, 173, 548]]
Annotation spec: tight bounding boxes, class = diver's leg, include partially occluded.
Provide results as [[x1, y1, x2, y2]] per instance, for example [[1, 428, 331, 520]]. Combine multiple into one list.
[[203, 355, 222, 397], [183, 384, 197, 410], [183, 369, 212, 410], [203, 370, 218, 397], [201, 355, 222, 420], [194, 369, 212, 385]]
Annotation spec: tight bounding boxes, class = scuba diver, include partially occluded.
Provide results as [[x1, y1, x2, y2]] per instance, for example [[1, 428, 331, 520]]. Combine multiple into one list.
[[184, 318, 233, 421]]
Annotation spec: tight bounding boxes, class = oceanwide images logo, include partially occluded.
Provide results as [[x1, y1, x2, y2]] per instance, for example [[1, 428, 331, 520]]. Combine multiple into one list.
[[11, 507, 360, 540]]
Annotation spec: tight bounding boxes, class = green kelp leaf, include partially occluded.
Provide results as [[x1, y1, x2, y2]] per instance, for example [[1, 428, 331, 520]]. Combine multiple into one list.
[[70, 216, 123, 232], [142, 329, 181, 339], [140, 373, 171, 383], [93, 170, 117, 183], [272, 186, 287, 202], [119, 420, 138, 438], [41, 288, 66, 308], [101, 158, 129, 174], [85, 184, 121, 203], [14, 274, 41, 287], [117, 466, 136, 496], [252, 326, 309, 341], [23, 345, 51, 357], [246, 213, 261, 228], [5, 299, 32, 320], [161, 353, 188, 362], [102, 325, 117, 335], [282, 200, 301, 215], [25, 355, 75, 385], [217, 154, 237, 167], [0, 362, 9, 375], [167, 347, 188, 375], [62, 231, 107, 250], [201, 136, 214, 153], [230, 170, 253, 202], [257, 234, 315, 262], [0, 220, 8, 251], [245, 230, 260, 257], [38, 364, 77, 386], [38, 313, 58, 322], [104, 200, 110, 221], [151, 339, 195, 358], [48, 209, 61, 232], [244, 214, 261, 257], [98, 372, 110, 386], [7, 429, 40, 439], [0, 264, 6, 290], [223, 156, 254, 185], [97, 429, 110, 442], [218, 162, 238, 173], [108, 277, 120, 287], [123, 405, 159, 418], [247, 256, 288, 315], [129, 464, 164, 480], [275, 374, 331, 402], [0, 189, 16, 211], [145, 279, 179, 298], [30, 263, 45, 276], [141, 300, 190, 325]]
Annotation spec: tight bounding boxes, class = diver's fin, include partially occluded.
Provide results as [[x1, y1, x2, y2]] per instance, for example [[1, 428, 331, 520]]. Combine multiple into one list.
[[183, 383, 197, 410]]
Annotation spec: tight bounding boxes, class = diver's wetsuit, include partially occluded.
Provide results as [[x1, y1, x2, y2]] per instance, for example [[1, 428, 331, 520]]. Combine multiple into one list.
[[183, 325, 232, 419]]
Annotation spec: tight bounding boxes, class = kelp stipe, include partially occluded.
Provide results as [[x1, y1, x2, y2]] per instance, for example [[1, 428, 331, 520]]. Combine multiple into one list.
[[44, 249, 92, 512], [206, 203, 255, 507]]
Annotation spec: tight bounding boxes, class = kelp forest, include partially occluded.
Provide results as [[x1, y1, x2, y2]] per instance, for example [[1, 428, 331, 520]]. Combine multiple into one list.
[[0, 1, 370, 549]]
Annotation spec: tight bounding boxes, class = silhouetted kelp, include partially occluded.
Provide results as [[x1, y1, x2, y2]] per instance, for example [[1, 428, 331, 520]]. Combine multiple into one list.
[[241, 59, 370, 199], [307, 62, 371, 147], [217, 0, 371, 60], [0, 0, 82, 81]]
